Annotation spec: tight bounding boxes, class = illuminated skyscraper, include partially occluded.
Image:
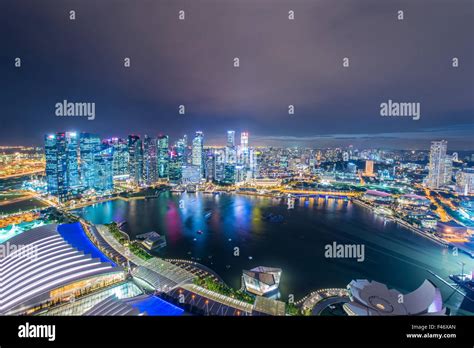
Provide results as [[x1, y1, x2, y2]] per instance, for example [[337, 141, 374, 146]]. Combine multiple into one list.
[[157, 135, 169, 179], [128, 135, 143, 185], [364, 160, 374, 176], [427, 140, 448, 189], [227, 130, 235, 147], [456, 168, 474, 195], [79, 133, 101, 189], [213, 149, 225, 182], [44, 133, 68, 201], [106, 138, 129, 179], [192, 131, 204, 177], [241, 132, 249, 153], [143, 135, 158, 185], [65, 132, 80, 189], [93, 145, 114, 192], [44, 132, 81, 201], [169, 149, 182, 183]]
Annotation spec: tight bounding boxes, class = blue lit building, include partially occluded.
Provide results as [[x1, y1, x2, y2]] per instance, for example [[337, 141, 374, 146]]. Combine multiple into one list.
[[157, 135, 169, 179], [192, 131, 204, 178], [79, 133, 102, 190], [93, 145, 114, 192], [44, 132, 81, 201], [44, 133, 68, 201], [105, 138, 129, 179], [128, 135, 143, 185], [66, 132, 80, 189], [143, 135, 158, 185]]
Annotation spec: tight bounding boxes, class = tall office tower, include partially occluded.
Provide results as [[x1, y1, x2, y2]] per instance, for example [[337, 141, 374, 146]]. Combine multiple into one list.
[[44, 131, 81, 201], [107, 138, 129, 179], [213, 149, 225, 182], [192, 131, 204, 177], [79, 133, 102, 190], [45, 133, 68, 201], [456, 168, 474, 195], [427, 140, 448, 189], [444, 157, 453, 185], [342, 152, 349, 162], [143, 135, 158, 185], [223, 163, 236, 184], [364, 160, 374, 176], [204, 151, 214, 181], [227, 130, 235, 147], [128, 135, 143, 185], [168, 148, 183, 183], [249, 149, 258, 178], [240, 132, 249, 153], [157, 135, 169, 178], [65, 132, 80, 189], [93, 145, 114, 192]]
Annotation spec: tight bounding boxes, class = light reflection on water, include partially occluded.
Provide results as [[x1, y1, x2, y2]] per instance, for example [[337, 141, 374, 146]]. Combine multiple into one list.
[[76, 192, 474, 315]]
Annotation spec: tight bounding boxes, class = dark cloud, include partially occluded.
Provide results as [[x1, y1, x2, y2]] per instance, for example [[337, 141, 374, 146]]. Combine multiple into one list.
[[0, 0, 473, 149]]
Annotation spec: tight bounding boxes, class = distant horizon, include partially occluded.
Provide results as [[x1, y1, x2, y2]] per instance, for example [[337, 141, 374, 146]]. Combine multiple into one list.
[[2, 129, 474, 152]]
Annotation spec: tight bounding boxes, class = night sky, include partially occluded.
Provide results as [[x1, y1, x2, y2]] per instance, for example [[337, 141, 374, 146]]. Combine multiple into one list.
[[1, 0, 473, 149]]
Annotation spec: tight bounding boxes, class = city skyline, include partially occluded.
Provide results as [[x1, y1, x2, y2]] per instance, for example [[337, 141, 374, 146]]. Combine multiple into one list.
[[1, 0, 474, 335]]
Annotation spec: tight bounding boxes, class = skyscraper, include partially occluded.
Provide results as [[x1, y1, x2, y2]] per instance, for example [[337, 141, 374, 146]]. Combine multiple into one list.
[[79, 133, 101, 190], [227, 130, 235, 147], [169, 149, 183, 183], [157, 135, 169, 179], [93, 145, 114, 192], [427, 140, 448, 189], [213, 148, 225, 182], [240, 132, 249, 153], [456, 168, 474, 195], [192, 131, 204, 177], [65, 132, 80, 189], [45, 132, 81, 201], [143, 135, 158, 185], [44, 133, 68, 201], [128, 135, 143, 185], [364, 160, 374, 176], [107, 138, 129, 179]]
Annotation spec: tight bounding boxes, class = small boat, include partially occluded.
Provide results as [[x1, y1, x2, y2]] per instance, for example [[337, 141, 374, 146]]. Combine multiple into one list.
[[197, 230, 203, 235]]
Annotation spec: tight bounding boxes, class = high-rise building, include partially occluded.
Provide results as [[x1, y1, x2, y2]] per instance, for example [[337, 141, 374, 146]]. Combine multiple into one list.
[[128, 135, 143, 185], [444, 157, 453, 185], [427, 140, 448, 189], [364, 160, 374, 176], [79, 133, 101, 189], [223, 163, 236, 184], [192, 131, 204, 177], [45, 132, 81, 201], [168, 149, 183, 183], [241, 132, 249, 153], [213, 149, 225, 182], [45, 133, 68, 201], [143, 135, 158, 185], [456, 168, 474, 195], [227, 130, 235, 147], [157, 135, 169, 179], [93, 145, 114, 192], [106, 138, 129, 179], [65, 132, 80, 189]]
